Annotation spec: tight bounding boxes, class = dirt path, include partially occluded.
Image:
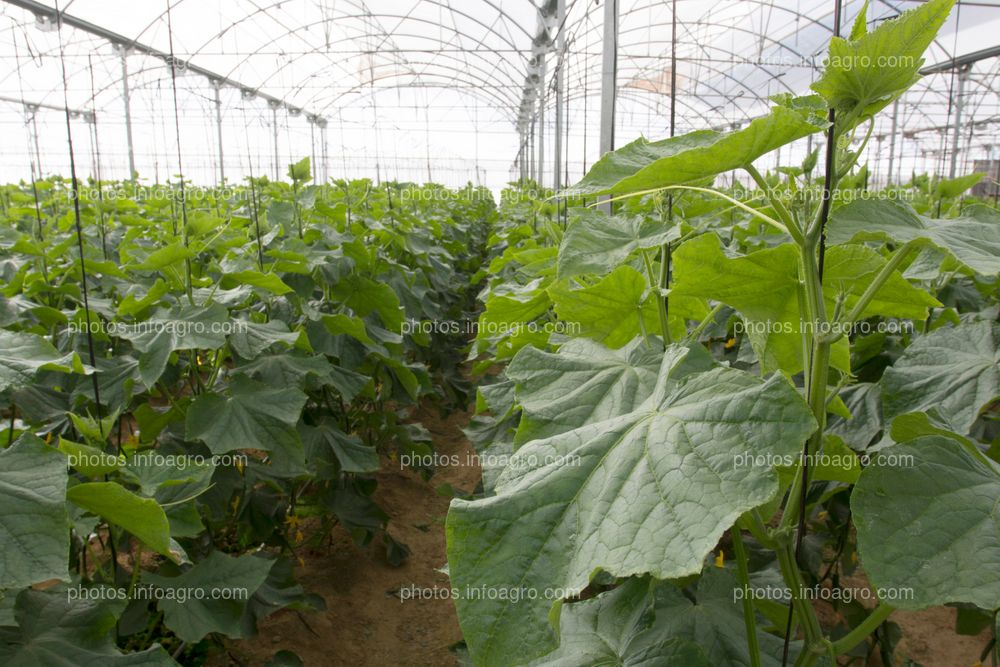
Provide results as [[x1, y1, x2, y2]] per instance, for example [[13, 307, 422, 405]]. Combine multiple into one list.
[[222, 403, 480, 667]]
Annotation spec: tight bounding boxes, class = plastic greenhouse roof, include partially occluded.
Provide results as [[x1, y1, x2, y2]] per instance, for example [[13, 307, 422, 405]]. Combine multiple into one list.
[[0, 0, 998, 190]]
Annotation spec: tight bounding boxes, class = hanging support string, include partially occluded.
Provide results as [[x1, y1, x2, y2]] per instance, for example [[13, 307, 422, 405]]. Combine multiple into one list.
[[12, 30, 50, 290], [87, 54, 108, 259], [53, 0, 104, 437], [165, 0, 194, 302], [241, 102, 265, 271]]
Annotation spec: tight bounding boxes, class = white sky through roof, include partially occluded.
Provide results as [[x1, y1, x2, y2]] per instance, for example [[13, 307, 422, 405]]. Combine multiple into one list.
[[0, 0, 998, 191]]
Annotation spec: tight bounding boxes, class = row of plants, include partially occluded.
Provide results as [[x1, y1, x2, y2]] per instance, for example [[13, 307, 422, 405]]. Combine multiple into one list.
[[0, 162, 493, 664], [448, 1, 1000, 665]]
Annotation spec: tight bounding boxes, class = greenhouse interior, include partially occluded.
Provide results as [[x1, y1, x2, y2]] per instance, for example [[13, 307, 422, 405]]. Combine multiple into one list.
[[0, 0, 998, 665]]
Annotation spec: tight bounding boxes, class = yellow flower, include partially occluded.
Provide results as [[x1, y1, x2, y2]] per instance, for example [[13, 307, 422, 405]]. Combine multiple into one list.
[[715, 551, 725, 568], [724, 338, 736, 350]]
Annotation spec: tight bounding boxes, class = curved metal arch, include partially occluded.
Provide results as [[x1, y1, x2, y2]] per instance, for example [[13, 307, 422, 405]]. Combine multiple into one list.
[[304, 69, 523, 120], [237, 24, 526, 110], [175, 0, 531, 100]]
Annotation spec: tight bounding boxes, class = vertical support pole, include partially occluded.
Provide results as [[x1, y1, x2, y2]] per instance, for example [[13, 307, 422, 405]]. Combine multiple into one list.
[[537, 52, 546, 188], [887, 99, 899, 185], [271, 104, 280, 181], [29, 110, 43, 179], [320, 118, 328, 182], [120, 48, 136, 182], [309, 117, 317, 182], [529, 117, 536, 182], [598, 0, 619, 212], [213, 80, 224, 185], [948, 65, 969, 179], [554, 0, 566, 192]]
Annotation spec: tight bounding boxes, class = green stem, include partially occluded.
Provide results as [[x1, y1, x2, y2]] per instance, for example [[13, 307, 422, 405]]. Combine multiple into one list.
[[687, 303, 724, 342], [659, 243, 673, 345], [775, 538, 823, 646], [642, 249, 670, 348], [732, 527, 762, 667], [829, 602, 894, 655], [745, 163, 805, 246]]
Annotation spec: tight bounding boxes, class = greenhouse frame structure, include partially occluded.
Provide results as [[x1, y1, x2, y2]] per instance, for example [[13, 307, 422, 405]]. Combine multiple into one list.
[[0, 0, 998, 193]]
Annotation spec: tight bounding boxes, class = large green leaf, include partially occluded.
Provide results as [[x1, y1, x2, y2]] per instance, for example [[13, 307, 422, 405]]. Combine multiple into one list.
[[186, 375, 307, 455], [0, 330, 88, 393], [116, 303, 230, 387], [507, 337, 711, 443], [145, 551, 273, 643], [811, 0, 955, 119], [647, 568, 800, 667], [549, 265, 661, 348], [446, 346, 816, 665], [0, 434, 69, 589], [228, 320, 299, 360], [0, 589, 175, 666], [828, 199, 1000, 276], [557, 209, 678, 278], [527, 578, 712, 666], [881, 322, 1000, 434], [564, 104, 825, 196], [853, 436, 1000, 610], [66, 482, 173, 559], [671, 234, 936, 374]]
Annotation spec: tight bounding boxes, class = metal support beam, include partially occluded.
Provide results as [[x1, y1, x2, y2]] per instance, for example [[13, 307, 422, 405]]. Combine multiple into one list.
[[7, 0, 320, 120], [553, 0, 565, 192], [270, 102, 280, 181], [537, 52, 546, 188], [318, 118, 328, 183], [948, 65, 971, 179], [887, 99, 899, 185], [212, 81, 224, 185], [118, 48, 136, 182], [598, 0, 619, 212]]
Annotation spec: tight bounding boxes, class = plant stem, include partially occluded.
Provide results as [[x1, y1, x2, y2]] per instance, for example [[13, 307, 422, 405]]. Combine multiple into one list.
[[745, 164, 805, 246], [830, 602, 895, 655], [642, 249, 670, 348], [732, 527, 762, 667]]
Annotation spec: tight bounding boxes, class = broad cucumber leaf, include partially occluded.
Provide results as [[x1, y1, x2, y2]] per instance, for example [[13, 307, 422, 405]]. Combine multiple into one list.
[[478, 279, 552, 343], [301, 419, 378, 475], [507, 337, 711, 443], [881, 322, 1000, 434], [116, 303, 230, 387], [66, 482, 173, 560], [236, 352, 369, 400], [811, 0, 954, 119], [934, 172, 986, 200], [671, 233, 937, 374], [331, 276, 404, 332], [446, 346, 816, 665], [144, 551, 274, 643], [128, 240, 195, 271], [0, 434, 69, 589], [0, 589, 176, 665], [527, 578, 712, 666], [221, 270, 293, 295], [186, 375, 307, 455], [557, 209, 678, 278], [853, 436, 1000, 610], [828, 199, 1000, 276], [549, 265, 662, 348], [0, 330, 89, 393], [564, 105, 825, 196], [647, 568, 801, 667], [59, 438, 122, 477], [228, 320, 299, 359]]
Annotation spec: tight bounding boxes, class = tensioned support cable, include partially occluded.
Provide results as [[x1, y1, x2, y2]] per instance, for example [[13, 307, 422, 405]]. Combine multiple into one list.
[[52, 0, 104, 436]]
